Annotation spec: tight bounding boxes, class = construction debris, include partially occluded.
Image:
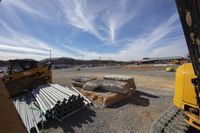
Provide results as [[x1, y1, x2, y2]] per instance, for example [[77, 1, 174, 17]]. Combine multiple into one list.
[[72, 76, 97, 83], [12, 84, 91, 133], [81, 88, 134, 107], [82, 80, 100, 91], [72, 82, 84, 87], [72, 75, 136, 108], [83, 79, 130, 94], [103, 75, 136, 88], [72, 76, 97, 87]]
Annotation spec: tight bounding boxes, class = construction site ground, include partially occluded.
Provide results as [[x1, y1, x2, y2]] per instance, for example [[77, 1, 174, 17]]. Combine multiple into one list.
[[41, 65, 196, 133]]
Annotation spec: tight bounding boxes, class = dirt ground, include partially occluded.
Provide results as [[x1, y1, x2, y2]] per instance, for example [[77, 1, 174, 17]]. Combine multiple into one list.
[[41, 65, 199, 133], [53, 66, 176, 90]]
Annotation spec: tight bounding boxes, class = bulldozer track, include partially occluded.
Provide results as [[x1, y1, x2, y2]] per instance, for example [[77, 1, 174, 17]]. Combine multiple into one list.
[[150, 105, 189, 133]]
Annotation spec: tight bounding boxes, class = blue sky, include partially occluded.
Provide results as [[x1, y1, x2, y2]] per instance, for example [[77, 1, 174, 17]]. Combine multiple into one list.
[[0, 0, 188, 61]]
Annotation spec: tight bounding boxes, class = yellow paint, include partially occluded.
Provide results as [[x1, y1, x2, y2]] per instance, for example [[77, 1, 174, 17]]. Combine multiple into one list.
[[165, 66, 174, 72], [185, 111, 200, 130], [173, 63, 200, 130], [3, 65, 52, 83], [174, 63, 197, 107]]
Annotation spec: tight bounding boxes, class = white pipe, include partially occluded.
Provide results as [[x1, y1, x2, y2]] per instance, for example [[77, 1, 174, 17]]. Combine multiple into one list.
[[71, 86, 93, 106], [39, 93, 52, 111], [47, 86, 68, 101], [50, 88, 70, 100], [42, 87, 63, 102], [24, 101, 30, 132], [26, 103, 33, 132], [39, 89, 57, 107], [32, 90, 47, 113], [30, 102, 40, 124], [50, 84, 75, 97], [12, 95, 41, 133], [38, 91, 52, 110]]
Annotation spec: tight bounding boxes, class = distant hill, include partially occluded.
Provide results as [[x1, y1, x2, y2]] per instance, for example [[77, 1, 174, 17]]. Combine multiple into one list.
[[0, 60, 8, 67], [0, 57, 130, 67], [40, 57, 129, 67]]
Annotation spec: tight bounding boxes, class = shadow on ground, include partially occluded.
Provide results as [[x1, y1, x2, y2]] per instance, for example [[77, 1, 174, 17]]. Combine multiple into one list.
[[109, 90, 159, 108], [187, 126, 200, 133], [43, 107, 96, 133]]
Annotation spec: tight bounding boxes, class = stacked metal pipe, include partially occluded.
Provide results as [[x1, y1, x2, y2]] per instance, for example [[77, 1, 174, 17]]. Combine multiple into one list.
[[12, 94, 43, 133], [12, 84, 90, 133], [31, 84, 86, 120]]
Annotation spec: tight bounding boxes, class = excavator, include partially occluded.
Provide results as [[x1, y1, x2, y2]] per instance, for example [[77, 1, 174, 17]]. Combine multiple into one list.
[[150, 0, 200, 132], [0, 0, 200, 133]]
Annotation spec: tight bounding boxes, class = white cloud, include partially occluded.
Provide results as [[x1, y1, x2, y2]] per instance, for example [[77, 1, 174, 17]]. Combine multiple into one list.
[[103, 0, 142, 43], [1, 0, 59, 21], [60, 0, 107, 42], [0, 1, 77, 60], [60, 0, 141, 43], [0, 21, 77, 60], [63, 13, 188, 61], [0, 0, 188, 61]]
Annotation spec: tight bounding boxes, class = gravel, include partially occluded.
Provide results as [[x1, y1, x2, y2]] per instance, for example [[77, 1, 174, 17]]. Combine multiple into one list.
[[42, 66, 192, 133]]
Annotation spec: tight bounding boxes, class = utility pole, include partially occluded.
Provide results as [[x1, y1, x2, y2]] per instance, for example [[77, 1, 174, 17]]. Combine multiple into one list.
[[49, 50, 52, 62], [81, 54, 84, 61], [98, 57, 101, 67], [81, 54, 84, 65]]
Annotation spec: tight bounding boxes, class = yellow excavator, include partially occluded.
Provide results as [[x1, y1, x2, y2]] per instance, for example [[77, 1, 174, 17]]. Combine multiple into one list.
[[150, 0, 200, 132], [174, 0, 200, 130]]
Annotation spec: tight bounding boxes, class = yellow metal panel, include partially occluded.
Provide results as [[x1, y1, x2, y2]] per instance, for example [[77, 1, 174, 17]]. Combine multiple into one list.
[[173, 63, 197, 108], [183, 64, 197, 105], [173, 64, 185, 108]]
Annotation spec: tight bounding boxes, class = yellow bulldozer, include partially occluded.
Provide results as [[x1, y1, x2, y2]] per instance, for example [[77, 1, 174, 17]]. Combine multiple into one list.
[[0, 59, 52, 133], [1, 59, 52, 97]]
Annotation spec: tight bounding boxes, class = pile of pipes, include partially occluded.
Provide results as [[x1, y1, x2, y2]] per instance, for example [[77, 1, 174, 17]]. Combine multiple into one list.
[[13, 94, 43, 133], [12, 84, 90, 133], [32, 84, 87, 120]]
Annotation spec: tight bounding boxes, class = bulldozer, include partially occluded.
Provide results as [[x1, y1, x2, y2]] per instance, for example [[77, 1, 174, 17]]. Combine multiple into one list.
[[1, 59, 52, 97], [0, 59, 52, 133]]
